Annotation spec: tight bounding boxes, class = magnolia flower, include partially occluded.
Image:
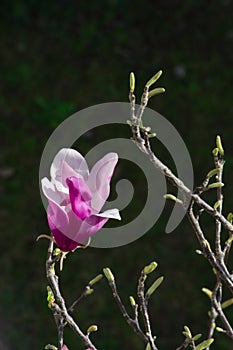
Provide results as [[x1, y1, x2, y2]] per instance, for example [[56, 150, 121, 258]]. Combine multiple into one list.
[[61, 346, 69, 350], [41, 148, 121, 251]]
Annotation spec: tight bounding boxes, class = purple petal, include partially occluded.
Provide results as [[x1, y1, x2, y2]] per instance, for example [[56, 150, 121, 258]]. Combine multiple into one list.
[[49, 223, 80, 251], [47, 200, 82, 251], [47, 200, 69, 229], [76, 215, 109, 243], [87, 153, 118, 213], [66, 176, 92, 220]]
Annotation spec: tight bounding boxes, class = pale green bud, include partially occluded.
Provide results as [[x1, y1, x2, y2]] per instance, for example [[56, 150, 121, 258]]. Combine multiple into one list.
[[163, 194, 177, 201], [202, 287, 212, 299], [129, 296, 136, 307], [221, 298, 233, 309], [207, 168, 220, 178], [227, 212, 233, 223], [204, 239, 212, 251], [226, 235, 233, 245], [195, 250, 202, 255], [143, 261, 158, 275], [193, 338, 214, 350], [146, 70, 163, 87], [45, 345, 57, 350], [148, 133, 157, 138], [216, 135, 224, 156], [89, 274, 103, 286], [85, 288, 94, 296], [192, 334, 202, 342], [163, 194, 183, 204], [130, 72, 135, 92], [183, 325, 192, 339], [47, 286, 55, 307], [87, 325, 98, 334], [216, 327, 226, 333], [208, 182, 224, 189], [148, 87, 165, 98], [53, 248, 61, 256], [146, 276, 164, 297], [214, 200, 221, 210], [103, 267, 115, 282], [145, 343, 152, 350]]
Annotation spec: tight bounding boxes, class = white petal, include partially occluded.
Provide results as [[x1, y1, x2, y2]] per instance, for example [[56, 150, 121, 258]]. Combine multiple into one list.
[[51, 148, 89, 182], [87, 152, 118, 212], [41, 177, 64, 204], [96, 208, 121, 220]]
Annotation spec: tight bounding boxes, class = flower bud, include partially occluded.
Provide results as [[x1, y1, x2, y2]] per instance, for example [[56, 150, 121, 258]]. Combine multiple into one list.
[[207, 168, 220, 178], [182, 325, 192, 339], [143, 261, 158, 275], [130, 72, 135, 92], [216, 135, 224, 156], [87, 325, 98, 334], [207, 182, 224, 189], [146, 276, 164, 297], [202, 287, 212, 299], [216, 327, 226, 333], [146, 70, 163, 87], [47, 286, 55, 307], [103, 267, 115, 282], [145, 343, 151, 350], [227, 212, 233, 223], [129, 296, 136, 307], [85, 288, 94, 296], [221, 298, 233, 309], [45, 345, 58, 350], [194, 338, 214, 349], [148, 88, 165, 98], [214, 200, 221, 210], [89, 274, 103, 286], [212, 147, 219, 156]]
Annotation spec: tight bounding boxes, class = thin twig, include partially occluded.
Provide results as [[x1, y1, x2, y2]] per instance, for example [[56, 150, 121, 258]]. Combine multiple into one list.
[[68, 285, 92, 313], [46, 241, 98, 350], [187, 204, 233, 293], [137, 271, 158, 350], [214, 155, 224, 260], [104, 277, 148, 343], [212, 292, 233, 339]]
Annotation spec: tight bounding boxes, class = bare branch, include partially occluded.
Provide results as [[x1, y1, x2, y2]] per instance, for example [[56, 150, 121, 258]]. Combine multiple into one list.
[[46, 241, 98, 350]]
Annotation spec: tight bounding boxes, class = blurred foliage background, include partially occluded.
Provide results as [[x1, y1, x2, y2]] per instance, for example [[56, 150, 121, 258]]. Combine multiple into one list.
[[1, 0, 233, 349]]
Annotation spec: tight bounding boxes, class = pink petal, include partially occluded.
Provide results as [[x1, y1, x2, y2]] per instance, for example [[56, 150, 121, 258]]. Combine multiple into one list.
[[51, 148, 89, 186], [47, 200, 69, 229], [50, 225, 80, 251], [66, 177, 92, 220], [76, 214, 109, 243], [87, 153, 118, 213], [41, 177, 67, 205], [47, 201, 80, 251], [47, 200, 84, 251], [61, 345, 69, 350]]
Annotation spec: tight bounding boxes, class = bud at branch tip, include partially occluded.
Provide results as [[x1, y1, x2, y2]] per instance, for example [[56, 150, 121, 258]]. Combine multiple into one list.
[[146, 70, 163, 87], [216, 135, 224, 156], [143, 261, 158, 274], [103, 267, 115, 282], [130, 72, 135, 92]]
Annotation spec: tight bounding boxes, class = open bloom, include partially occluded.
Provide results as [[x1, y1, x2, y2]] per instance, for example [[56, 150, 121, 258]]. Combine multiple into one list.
[[41, 148, 121, 251]]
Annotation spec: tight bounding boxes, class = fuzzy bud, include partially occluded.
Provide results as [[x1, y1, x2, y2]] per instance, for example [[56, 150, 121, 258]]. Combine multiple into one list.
[[143, 261, 158, 275], [103, 267, 115, 282]]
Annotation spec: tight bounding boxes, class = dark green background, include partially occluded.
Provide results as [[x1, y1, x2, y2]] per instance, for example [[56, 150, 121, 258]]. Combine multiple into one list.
[[1, 1, 233, 349]]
